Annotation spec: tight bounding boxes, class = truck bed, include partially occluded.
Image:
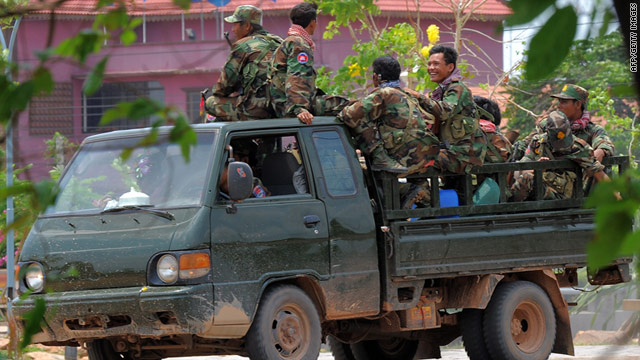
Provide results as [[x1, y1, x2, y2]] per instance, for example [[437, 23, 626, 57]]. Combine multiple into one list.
[[372, 156, 630, 280]]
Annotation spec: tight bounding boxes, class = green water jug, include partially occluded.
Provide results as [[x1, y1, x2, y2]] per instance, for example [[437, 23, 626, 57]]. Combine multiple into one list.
[[473, 177, 500, 205]]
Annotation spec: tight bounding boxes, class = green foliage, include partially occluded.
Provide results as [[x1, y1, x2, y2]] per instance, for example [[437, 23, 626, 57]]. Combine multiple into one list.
[[525, 6, 577, 80], [507, 1, 616, 82], [504, 32, 636, 159], [83, 56, 108, 96], [315, 0, 380, 40], [504, 0, 555, 27], [585, 169, 640, 270], [19, 298, 45, 349]]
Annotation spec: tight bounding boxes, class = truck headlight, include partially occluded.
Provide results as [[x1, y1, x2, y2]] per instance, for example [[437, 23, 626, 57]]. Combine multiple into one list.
[[24, 263, 44, 293], [157, 254, 178, 284]]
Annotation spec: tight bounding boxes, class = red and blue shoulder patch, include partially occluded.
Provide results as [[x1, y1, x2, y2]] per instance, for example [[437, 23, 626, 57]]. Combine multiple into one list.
[[297, 52, 309, 64]]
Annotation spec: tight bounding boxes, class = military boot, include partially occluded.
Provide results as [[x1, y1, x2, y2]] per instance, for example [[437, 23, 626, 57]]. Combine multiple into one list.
[[369, 147, 408, 174]]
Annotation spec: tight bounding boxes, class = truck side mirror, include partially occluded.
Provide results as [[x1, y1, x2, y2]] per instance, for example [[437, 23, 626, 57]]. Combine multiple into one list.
[[227, 161, 253, 201]]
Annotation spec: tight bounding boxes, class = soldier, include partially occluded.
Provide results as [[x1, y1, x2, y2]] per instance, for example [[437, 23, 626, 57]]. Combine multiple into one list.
[[510, 111, 610, 201], [416, 45, 487, 174], [511, 84, 615, 162], [205, 5, 282, 122], [338, 56, 483, 207], [474, 96, 511, 163], [268, 2, 349, 124]]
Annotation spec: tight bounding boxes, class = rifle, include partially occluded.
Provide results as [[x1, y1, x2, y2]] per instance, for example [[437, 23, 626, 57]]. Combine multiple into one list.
[[224, 31, 232, 47]]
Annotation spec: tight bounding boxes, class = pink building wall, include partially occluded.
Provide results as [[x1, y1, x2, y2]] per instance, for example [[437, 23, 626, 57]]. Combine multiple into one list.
[[14, 12, 503, 181]]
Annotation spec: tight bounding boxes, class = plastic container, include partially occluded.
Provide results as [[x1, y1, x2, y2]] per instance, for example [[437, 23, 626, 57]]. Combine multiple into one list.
[[473, 178, 500, 205]]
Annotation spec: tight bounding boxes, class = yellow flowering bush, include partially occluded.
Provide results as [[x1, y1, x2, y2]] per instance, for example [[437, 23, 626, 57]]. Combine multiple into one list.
[[427, 24, 440, 44]]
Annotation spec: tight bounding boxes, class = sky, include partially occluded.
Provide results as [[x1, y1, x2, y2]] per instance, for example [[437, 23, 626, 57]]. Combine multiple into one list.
[[502, 0, 620, 73]]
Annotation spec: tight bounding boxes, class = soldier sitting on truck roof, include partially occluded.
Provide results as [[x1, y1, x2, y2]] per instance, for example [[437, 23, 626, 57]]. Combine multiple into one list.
[[205, 5, 283, 122], [510, 111, 610, 202], [511, 84, 615, 162], [267, 2, 350, 125]]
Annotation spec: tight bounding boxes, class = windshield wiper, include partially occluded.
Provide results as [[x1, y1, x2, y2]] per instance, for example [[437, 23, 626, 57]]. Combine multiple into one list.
[[101, 205, 175, 221]]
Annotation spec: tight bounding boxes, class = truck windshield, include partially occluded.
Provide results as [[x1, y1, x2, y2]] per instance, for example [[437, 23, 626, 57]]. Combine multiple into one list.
[[45, 132, 216, 216]]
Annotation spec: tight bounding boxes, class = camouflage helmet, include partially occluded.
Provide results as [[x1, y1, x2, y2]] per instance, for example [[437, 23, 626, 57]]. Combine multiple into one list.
[[551, 84, 589, 105], [546, 111, 573, 152], [224, 5, 262, 24]]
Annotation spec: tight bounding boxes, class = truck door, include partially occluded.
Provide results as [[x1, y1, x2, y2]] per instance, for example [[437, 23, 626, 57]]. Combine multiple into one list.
[[209, 131, 330, 328]]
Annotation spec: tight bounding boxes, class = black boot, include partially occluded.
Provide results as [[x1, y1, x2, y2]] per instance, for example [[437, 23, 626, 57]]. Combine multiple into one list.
[[369, 147, 408, 174]]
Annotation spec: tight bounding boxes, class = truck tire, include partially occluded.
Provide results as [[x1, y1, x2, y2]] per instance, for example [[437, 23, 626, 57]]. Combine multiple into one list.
[[483, 281, 556, 360], [246, 285, 321, 360], [350, 337, 418, 360], [460, 309, 491, 360], [86, 340, 131, 360], [327, 336, 356, 360]]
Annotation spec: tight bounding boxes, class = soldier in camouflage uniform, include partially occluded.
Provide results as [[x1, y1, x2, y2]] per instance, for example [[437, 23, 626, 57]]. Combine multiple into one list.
[[268, 2, 349, 124], [417, 45, 487, 174], [474, 96, 511, 163], [510, 111, 610, 201], [511, 84, 615, 162], [205, 5, 282, 122]]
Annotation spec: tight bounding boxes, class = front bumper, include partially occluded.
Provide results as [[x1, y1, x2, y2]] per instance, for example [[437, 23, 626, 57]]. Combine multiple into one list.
[[11, 284, 214, 343]]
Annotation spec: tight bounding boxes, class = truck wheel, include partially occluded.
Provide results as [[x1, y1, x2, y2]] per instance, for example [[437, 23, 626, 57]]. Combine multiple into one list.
[[327, 335, 356, 360], [460, 309, 491, 360], [483, 281, 556, 360], [246, 285, 321, 360], [87, 340, 131, 360], [350, 337, 418, 360]]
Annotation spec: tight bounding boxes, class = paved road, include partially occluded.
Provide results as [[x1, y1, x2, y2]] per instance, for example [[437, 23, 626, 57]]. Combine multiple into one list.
[[169, 345, 640, 359]]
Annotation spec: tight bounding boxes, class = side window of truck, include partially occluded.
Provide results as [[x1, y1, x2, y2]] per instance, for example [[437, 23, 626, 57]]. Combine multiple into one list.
[[312, 130, 357, 197], [222, 133, 309, 199]]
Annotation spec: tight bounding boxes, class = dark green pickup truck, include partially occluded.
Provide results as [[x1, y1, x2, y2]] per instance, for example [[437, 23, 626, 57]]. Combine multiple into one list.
[[11, 118, 630, 360]]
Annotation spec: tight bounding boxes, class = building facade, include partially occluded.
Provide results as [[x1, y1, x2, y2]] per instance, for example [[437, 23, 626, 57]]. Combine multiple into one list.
[[14, 0, 509, 180]]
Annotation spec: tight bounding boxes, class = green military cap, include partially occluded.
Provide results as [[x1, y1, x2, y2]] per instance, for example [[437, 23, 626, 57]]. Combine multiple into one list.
[[551, 84, 589, 104], [224, 5, 262, 24], [546, 110, 573, 152]]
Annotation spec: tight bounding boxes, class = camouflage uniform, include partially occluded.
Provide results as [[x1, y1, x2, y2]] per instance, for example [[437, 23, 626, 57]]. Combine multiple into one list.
[[512, 84, 615, 161], [205, 6, 283, 122], [268, 35, 349, 118], [419, 78, 487, 173], [337, 86, 440, 176], [511, 111, 605, 201]]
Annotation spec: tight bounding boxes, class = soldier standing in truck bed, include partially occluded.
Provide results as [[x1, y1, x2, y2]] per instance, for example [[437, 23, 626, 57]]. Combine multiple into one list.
[[205, 5, 282, 122], [268, 2, 349, 125]]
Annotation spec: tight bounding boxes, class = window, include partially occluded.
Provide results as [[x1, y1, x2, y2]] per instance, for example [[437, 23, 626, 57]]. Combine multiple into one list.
[[220, 134, 307, 200], [312, 130, 357, 197], [82, 81, 165, 133]]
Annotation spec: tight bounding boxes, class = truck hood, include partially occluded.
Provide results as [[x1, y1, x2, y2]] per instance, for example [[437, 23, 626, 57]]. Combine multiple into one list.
[[19, 207, 210, 292]]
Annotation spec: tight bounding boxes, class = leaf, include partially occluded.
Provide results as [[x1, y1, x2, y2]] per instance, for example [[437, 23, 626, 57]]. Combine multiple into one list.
[[100, 102, 132, 125], [32, 67, 53, 96], [35, 48, 55, 62], [120, 29, 137, 46], [598, 8, 615, 38], [98, 6, 129, 31], [505, 0, 555, 26], [32, 180, 59, 212], [173, 0, 191, 10], [19, 297, 46, 350], [169, 115, 196, 162], [11, 81, 35, 112], [524, 6, 578, 80], [83, 57, 108, 96], [55, 30, 104, 64]]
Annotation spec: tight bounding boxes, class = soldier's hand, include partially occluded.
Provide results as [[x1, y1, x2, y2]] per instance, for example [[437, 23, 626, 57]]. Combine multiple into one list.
[[297, 110, 314, 125], [594, 148, 605, 163]]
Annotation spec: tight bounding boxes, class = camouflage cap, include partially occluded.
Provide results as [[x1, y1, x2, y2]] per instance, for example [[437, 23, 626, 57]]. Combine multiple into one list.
[[546, 110, 573, 152], [551, 84, 589, 104], [224, 5, 262, 24]]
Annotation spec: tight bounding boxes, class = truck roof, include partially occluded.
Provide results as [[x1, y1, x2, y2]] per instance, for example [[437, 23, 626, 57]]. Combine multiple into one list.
[[82, 117, 343, 144]]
